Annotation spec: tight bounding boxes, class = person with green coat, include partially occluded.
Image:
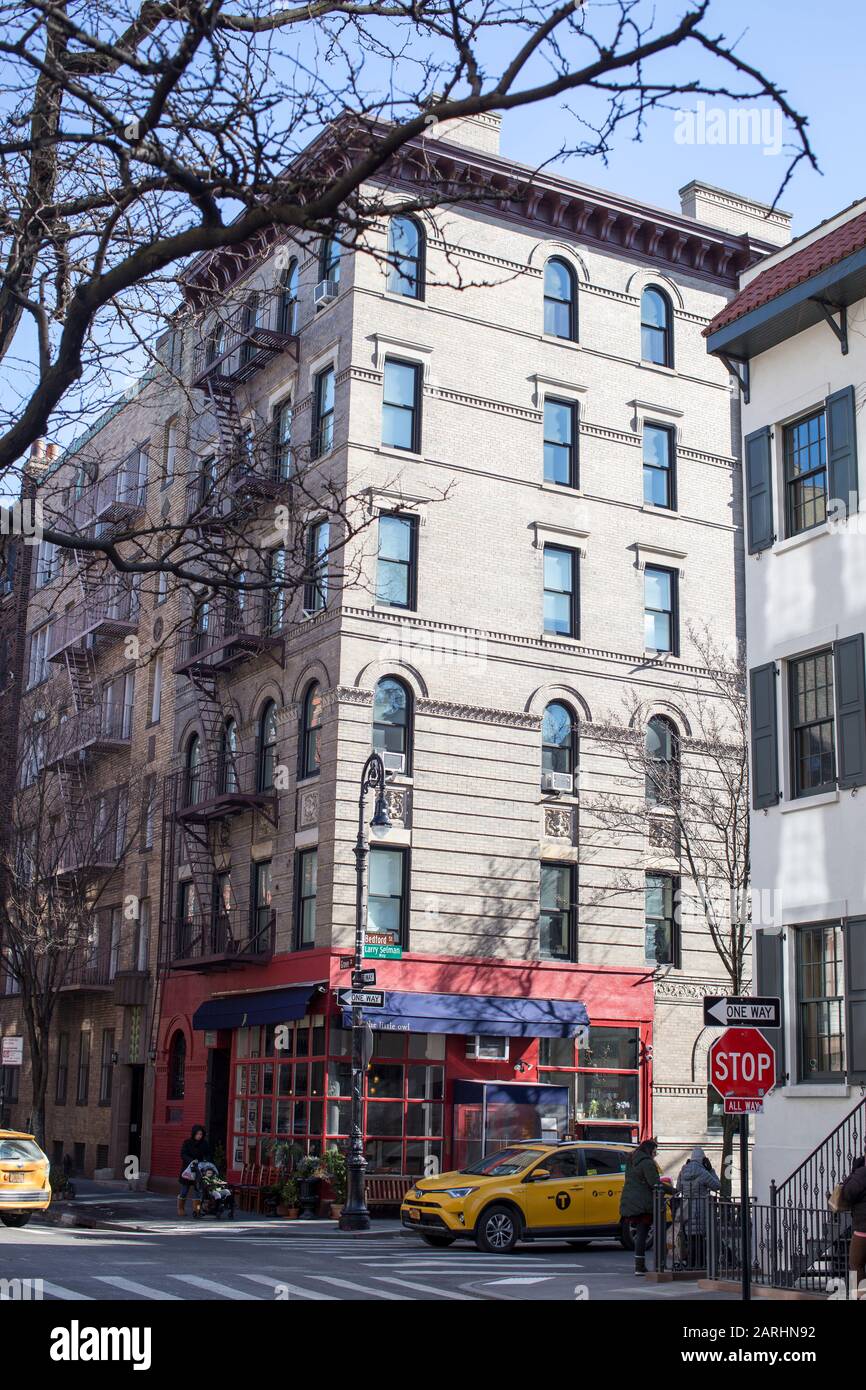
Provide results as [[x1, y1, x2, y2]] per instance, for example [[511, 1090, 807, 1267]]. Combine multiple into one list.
[[620, 1137, 662, 1275]]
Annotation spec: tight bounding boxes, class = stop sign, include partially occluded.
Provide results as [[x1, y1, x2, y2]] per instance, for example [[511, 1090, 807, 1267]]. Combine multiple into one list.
[[709, 1027, 776, 1100]]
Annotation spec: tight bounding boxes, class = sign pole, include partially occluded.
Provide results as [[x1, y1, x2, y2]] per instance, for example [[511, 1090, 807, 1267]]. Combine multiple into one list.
[[740, 1114, 751, 1302]]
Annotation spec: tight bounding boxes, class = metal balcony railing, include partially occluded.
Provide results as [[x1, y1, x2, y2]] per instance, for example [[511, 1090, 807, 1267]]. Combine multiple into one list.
[[170, 748, 277, 822], [183, 428, 294, 526], [47, 585, 140, 662], [174, 595, 283, 674], [71, 466, 146, 535], [53, 823, 123, 880], [45, 701, 134, 766], [59, 945, 113, 991], [169, 910, 275, 969], [192, 287, 298, 387]]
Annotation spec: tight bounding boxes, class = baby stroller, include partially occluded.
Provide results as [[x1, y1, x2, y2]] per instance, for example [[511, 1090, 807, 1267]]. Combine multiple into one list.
[[187, 1160, 235, 1219]]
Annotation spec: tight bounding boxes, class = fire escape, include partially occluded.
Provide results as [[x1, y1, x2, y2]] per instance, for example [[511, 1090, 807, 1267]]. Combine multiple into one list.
[[161, 281, 297, 972]]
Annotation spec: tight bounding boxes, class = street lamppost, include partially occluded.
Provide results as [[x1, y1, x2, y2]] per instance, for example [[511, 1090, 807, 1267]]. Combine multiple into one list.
[[339, 752, 391, 1232]]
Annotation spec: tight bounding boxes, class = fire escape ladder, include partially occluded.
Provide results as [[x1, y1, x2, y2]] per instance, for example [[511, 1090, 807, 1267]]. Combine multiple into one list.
[[64, 645, 99, 714]]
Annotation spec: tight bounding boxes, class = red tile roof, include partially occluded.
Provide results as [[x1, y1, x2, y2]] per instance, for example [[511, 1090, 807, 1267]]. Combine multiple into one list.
[[705, 209, 866, 337]]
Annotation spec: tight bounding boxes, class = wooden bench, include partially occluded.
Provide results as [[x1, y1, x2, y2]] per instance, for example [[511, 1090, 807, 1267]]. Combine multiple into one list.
[[366, 1176, 414, 1209]]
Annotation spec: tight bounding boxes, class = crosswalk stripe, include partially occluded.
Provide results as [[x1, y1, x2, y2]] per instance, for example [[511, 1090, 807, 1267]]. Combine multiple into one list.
[[310, 1275, 411, 1300], [169, 1274, 261, 1300], [372, 1275, 474, 1300], [94, 1276, 182, 1300], [40, 1280, 94, 1301], [237, 1275, 337, 1300]]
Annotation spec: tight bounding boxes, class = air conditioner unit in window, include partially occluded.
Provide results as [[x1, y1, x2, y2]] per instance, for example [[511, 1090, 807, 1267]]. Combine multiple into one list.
[[541, 771, 573, 794], [382, 752, 405, 774], [314, 279, 339, 309]]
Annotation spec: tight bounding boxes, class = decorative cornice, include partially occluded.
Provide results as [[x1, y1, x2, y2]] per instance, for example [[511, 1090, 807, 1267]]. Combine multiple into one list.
[[321, 685, 374, 710], [415, 696, 540, 730], [655, 977, 744, 1002], [425, 384, 540, 423]]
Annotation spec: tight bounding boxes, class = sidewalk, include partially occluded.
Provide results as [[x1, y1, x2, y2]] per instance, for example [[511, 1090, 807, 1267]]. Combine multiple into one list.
[[35, 1180, 403, 1235]]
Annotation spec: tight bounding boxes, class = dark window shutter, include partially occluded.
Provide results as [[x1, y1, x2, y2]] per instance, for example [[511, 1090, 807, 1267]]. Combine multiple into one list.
[[826, 385, 859, 520], [834, 634, 866, 788], [745, 426, 774, 554], [749, 662, 780, 808], [754, 928, 786, 1085], [844, 917, 866, 1083]]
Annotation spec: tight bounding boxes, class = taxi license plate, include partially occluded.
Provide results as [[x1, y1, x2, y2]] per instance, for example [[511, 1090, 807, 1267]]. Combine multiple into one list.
[[409, 1207, 421, 1221], [6, 1172, 26, 1184]]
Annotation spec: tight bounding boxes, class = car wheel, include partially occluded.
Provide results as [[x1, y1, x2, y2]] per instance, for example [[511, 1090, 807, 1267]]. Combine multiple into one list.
[[420, 1233, 456, 1248], [476, 1204, 520, 1255], [567, 1240, 592, 1250], [1, 1213, 32, 1228]]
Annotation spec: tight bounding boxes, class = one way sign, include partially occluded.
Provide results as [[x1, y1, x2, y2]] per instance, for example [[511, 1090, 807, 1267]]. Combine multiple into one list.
[[703, 995, 780, 1028]]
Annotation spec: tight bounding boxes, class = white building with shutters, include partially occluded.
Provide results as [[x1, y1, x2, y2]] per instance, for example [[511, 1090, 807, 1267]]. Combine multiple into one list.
[[706, 200, 866, 1200]]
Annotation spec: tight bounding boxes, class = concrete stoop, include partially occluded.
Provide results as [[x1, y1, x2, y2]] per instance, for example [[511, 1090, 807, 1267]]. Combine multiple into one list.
[[698, 1279, 827, 1301]]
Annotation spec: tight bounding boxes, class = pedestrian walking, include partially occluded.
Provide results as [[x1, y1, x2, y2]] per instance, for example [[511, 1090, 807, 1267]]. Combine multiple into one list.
[[842, 1153, 866, 1297], [676, 1145, 721, 1269], [178, 1124, 211, 1218], [620, 1136, 663, 1275]]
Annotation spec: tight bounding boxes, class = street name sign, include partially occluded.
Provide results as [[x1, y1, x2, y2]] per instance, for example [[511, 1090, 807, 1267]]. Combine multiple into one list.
[[337, 989, 386, 1010], [352, 969, 377, 988], [339, 956, 354, 971], [703, 996, 781, 1028], [709, 1027, 776, 1102]]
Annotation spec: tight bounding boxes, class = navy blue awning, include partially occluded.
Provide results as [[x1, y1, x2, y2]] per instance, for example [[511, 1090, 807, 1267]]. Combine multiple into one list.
[[193, 984, 321, 1031], [340, 990, 588, 1038]]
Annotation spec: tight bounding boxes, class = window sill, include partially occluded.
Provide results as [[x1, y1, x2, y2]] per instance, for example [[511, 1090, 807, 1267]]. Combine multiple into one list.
[[372, 602, 416, 616], [541, 632, 582, 647], [779, 1083, 850, 1099], [540, 334, 581, 351], [296, 774, 320, 791], [637, 360, 677, 378], [640, 503, 678, 518], [780, 788, 839, 813], [374, 446, 425, 466], [773, 522, 832, 556], [540, 481, 582, 496]]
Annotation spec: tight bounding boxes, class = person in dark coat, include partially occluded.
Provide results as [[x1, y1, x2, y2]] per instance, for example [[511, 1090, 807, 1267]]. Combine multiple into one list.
[[178, 1125, 211, 1218], [676, 1146, 721, 1269], [620, 1137, 662, 1275], [842, 1153, 866, 1295]]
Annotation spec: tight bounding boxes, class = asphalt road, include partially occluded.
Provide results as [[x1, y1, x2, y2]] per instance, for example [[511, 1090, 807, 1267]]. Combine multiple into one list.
[[0, 1221, 736, 1302]]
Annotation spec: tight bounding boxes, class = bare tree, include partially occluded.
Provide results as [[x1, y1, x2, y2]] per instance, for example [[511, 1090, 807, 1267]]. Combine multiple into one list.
[[0, 0, 816, 581], [589, 627, 749, 1190]]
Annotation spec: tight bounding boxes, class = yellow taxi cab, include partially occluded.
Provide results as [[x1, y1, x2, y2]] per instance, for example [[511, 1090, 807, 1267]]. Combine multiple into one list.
[[401, 1141, 650, 1254], [0, 1129, 51, 1227]]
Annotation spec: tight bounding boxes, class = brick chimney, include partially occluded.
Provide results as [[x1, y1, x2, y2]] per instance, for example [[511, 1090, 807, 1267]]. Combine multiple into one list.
[[679, 180, 792, 247]]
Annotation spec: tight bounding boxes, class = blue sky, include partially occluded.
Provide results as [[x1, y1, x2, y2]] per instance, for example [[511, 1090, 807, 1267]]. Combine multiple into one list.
[[497, 0, 864, 238]]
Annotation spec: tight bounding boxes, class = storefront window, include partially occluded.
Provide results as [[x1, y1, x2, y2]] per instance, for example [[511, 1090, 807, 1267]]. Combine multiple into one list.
[[231, 1017, 326, 1167], [538, 1026, 642, 1135]]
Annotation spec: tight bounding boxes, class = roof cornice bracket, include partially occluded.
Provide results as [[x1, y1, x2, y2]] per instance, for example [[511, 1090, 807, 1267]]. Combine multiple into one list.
[[719, 353, 750, 405], [810, 298, 849, 355]]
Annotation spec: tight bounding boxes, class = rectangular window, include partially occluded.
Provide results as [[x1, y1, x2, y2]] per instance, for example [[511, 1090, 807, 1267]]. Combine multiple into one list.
[[27, 624, 51, 688], [0, 1062, 19, 1104], [785, 409, 827, 537], [35, 540, 58, 588], [789, 649, 836, 797], [136, 898, 150, 972], [266, 548, 286, 633], [56, 1033, 69, 1105], [643, 423, 676, 509], [99, 1029, 115, 1104], [382, 359, 422, 453], [645, 873, 680, 967], [543, 545, 578, 637], [141, 775, 155, 851], [644, 565, 677, 654], [149, 653, 163, 724], [798, 924, 845, 1079], [164, 418, 178, 486], [273, 397, 293, 481], [108, 906, 121, 979], [304, 520, 330, 614], [368, 847, 408, 951], [296, 849, 318, 950], [251, 860, 273, 952], [539, 862, 575, 961], [465, 1035, 509, 1061], [312, 365, 335, 459], [376, 513, 417, 609], [76, 1030, 91, 1105], [543, 398, 577, 488]]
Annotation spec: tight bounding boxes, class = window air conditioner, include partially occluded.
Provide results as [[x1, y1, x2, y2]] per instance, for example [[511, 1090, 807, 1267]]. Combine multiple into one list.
[[382, 752, 405, 774], [314, 279, 339, 309], [541, 771, 573, 794]]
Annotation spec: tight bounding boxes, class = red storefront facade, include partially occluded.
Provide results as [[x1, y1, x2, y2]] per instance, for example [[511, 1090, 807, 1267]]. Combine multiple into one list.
[[151, 946, 654, 1185]]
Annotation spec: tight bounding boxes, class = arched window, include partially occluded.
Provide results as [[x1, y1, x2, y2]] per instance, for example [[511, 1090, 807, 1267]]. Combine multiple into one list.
[[645, 715, 679, 806], [220, 718, 239, 795], [185, 733, 201, 806], [641, 286, 673, 367], [168, 1031, 186, 1101], [258, 700, 278, 792], [544, 258, 577, 340], [541, 702, 578, 785], [319, 237, 340, 286], [373, 677, 411, 772], [387, 216, 424, 299], [280, 258, 299, 335], [300, 682, 322, 779]]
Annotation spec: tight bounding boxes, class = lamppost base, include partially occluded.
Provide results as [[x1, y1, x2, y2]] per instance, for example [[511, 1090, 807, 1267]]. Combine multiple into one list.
[[338, 1208, 371, 1232]]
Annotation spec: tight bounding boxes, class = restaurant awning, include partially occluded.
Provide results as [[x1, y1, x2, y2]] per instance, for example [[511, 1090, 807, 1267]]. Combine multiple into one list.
[[340, 990, 589, 1038], [192, 984, 323, 1031]]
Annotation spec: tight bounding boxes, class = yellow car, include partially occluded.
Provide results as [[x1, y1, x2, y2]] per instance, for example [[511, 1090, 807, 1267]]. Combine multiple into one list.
[[401, 1141, 642, 1254], [0, 1130, 51, 1227]]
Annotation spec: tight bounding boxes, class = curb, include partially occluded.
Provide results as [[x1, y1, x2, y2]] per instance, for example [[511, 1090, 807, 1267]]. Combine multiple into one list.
[[35, 1206, 403, 1236]]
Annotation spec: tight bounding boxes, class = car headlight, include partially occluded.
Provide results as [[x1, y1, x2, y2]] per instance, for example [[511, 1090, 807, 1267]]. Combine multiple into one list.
[[443, 1187, 478, 1199]]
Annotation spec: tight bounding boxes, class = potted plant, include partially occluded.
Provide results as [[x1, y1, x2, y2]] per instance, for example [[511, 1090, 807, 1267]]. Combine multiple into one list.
[[276, 1177, 299, 1219], [322, 1148, 347, 1219], [295, 1154, 323, 1220]]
